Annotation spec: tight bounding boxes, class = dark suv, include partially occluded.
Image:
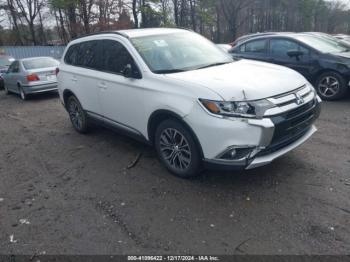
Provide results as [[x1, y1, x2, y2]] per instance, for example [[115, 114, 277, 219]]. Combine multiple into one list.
[[230, 33, 350, 100]]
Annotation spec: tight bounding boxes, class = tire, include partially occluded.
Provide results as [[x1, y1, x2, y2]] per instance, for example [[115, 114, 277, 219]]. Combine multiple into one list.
[[315, 72, 348, 101], [19, 86, 27, 101], [4, 84, 9, 95], [66, 96, 89, 133], [155, 119, 201, 178]]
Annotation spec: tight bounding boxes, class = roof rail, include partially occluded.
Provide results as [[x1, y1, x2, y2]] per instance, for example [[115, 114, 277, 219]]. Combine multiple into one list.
[[72, 31, 129, 41]]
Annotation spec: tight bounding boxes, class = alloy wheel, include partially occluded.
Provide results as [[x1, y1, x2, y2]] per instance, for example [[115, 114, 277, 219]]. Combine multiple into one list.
[[318, 76, 340, 98], [159, 128, 192, 171], [68, 100, 83, 130]]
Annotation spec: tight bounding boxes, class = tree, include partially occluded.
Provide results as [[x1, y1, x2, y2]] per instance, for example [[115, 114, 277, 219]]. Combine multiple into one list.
[[15, 0, 44, 45]]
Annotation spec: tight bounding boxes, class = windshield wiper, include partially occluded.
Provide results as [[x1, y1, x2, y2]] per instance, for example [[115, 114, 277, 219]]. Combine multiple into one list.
[[195, 61, 232, 70], [153, 69, 187, 74]]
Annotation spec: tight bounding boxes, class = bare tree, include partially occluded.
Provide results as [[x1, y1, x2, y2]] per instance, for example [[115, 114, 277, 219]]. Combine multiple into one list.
[[15, 0, 44, 45]]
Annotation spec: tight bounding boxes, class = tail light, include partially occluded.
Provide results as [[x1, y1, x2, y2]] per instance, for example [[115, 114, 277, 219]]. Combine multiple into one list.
[[27, 74, 40, 82], [55, 67, 59, 75]]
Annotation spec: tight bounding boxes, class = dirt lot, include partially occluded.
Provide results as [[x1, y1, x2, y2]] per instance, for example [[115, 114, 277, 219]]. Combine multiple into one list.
[[0, 90, 349, 255]]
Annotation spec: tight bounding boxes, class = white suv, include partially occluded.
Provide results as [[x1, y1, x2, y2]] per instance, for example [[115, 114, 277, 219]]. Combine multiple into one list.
[[58, 28, 321, 178]]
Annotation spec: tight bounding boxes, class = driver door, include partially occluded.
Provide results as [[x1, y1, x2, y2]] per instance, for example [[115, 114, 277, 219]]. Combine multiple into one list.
[[269, 38, 316, 80], [98, 39, 145, 134]]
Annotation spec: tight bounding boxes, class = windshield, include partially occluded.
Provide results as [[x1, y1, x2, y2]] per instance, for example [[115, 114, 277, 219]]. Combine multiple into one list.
[[294, 35, 348, 53], [131, 32, 233, 73], [0, 57, 14, 67], [23, 57, 59, 70]]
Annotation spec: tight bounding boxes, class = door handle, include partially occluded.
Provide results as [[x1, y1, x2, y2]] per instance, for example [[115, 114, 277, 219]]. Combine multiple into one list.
[[71, 76, 77, 82], [98, 82, 107, 90]]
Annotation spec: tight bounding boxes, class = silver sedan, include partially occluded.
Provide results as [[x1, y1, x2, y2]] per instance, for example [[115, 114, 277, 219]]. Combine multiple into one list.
[[3, 57, 59, 100]]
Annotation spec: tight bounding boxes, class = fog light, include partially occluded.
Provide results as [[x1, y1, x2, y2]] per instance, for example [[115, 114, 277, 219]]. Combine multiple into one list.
[[219, 147, 255, 160]]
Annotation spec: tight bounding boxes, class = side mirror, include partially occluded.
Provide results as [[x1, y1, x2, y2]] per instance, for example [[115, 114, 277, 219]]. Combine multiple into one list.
[[123, 64, 142, 79], [287, 50, 304, 58], [123, 64, 133, 78]]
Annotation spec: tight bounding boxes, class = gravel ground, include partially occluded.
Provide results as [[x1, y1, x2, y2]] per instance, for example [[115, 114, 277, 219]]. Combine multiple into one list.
[[0, 90, 349, 255]]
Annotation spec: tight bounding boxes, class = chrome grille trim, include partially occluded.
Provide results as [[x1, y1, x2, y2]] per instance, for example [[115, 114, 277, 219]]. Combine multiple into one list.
[[265, 85, 315, 116]]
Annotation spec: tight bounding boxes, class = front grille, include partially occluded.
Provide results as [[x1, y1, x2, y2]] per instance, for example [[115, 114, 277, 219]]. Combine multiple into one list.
[[257, 128, 310, 157], [257, 99, 320, 157]]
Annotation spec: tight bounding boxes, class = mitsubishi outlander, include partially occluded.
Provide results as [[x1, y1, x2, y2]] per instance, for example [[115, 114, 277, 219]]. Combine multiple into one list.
[[58, 28, 321, 178]]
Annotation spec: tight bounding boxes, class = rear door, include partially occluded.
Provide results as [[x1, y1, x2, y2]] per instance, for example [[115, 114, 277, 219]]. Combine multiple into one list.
[[62, 40, 104, 116], [232, 38, 270, 62], [269, 38, 316, 80]]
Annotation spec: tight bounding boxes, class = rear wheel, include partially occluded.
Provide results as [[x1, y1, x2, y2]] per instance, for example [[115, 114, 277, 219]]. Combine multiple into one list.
[[19, 86, 27, 101], [316, 72, 348, 100], [155, 119, 201, 178], [66, 96, 89, 133]]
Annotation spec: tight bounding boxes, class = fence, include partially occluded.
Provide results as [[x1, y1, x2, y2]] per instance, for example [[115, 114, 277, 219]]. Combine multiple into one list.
[[0, 46, 66, 59]]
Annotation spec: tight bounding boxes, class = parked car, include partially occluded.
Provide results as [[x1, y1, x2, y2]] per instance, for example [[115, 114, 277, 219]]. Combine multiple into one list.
[[0, 55, 15, 89], [58, 28, 321, 178], [216, 44, 232, 52], [2, 57, 59, 100], [230, 33, 350, 100]]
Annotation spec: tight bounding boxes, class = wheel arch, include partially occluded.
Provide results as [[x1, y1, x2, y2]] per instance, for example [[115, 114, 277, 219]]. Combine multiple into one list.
[[147, 109, 204, 159], [63, 89, 78, 109], [312, 68, 345, 84]]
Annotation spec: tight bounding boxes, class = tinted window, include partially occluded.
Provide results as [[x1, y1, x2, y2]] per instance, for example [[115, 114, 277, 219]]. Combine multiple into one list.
[[241, 39, 267, 53], [64, 44, 80, 65], [76, 41, 103, 69], [23, 58, 59, 70], [102, 40, 135, 74], [270, 39, 309, 58], [8, 61, 19, 73], [65, 41, 103, 70]]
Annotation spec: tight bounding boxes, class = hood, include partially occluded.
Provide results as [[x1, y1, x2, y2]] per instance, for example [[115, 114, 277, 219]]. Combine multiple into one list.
[[164, 60, 307, 101]]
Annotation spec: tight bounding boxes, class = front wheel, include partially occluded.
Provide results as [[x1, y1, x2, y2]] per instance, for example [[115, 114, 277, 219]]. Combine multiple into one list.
[[155, 119, 201, 178], [315, 72, 348, 101], [66, 96, 89, 133], [4, 84, 9, 95]]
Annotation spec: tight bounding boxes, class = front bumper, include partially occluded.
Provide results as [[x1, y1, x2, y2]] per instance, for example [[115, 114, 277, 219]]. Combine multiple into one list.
[[22, 82, 58, 94], [188, 97, 321, 171]]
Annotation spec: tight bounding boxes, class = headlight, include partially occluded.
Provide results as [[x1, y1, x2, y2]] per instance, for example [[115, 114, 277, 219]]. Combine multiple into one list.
[[199, 98, 275, 118]]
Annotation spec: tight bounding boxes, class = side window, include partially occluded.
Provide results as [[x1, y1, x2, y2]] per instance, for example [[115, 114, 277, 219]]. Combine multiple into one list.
[[270, 39, 310, 58], [9, 61, 19, 73], [244, 39, 267, 53], [76, 41, 103, 69], [102, 40, 135, 74], [239, 44, 246, 52], [64, 44, 80, 65]]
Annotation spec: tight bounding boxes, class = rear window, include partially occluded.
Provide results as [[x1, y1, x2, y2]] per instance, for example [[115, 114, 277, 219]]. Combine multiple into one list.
[[23, 58, 59, 70], [64, 41, 103, 70]]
